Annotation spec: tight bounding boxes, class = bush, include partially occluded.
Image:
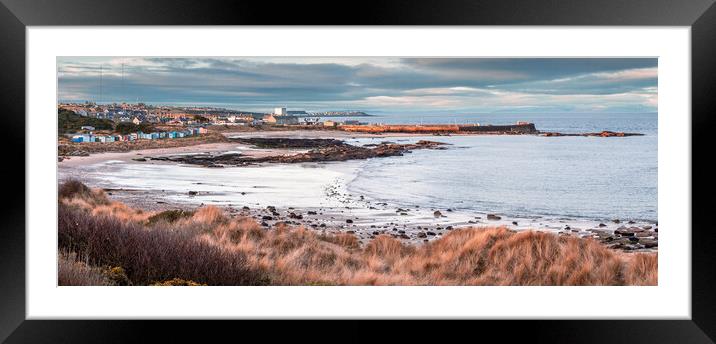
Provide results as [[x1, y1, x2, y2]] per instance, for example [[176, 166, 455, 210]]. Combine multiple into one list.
[[115, 122, 159, 135], [58, 109, 114, 133], [147, 209, 194, 226], [58, 179, 109, 205], [58, 252, 114, 286], [152, 278, 206, 286], [58, 204, 269, 286]]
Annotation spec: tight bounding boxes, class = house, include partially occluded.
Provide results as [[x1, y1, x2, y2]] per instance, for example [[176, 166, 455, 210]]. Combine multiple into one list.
[[302, 117, 320, 125], [323, 120, 337, 127], [71, 135, 84, 143], [132, 117, 142, 125], [263, 114, 299, 125], [80, 126, 95, 131]]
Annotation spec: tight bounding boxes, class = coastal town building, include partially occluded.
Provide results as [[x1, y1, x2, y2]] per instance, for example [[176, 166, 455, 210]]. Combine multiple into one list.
[[273, 107, 287, 116], [263, 114, 300, 125], [70, 127, 205, 143]]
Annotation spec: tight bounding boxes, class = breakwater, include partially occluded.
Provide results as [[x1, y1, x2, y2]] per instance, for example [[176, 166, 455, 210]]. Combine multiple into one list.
[[340, 123, 538, 134]]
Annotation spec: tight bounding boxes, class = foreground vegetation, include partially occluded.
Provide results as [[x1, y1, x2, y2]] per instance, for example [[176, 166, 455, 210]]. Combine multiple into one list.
[[58, 181, 657, 286]]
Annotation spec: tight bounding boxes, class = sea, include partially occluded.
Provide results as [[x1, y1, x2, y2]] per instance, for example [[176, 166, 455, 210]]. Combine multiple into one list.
[[341, 112, 657, 222], [69, 112, 657, 224]]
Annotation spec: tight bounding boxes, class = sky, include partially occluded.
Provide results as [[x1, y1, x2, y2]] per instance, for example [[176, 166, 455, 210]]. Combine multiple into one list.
[[57, 57, 657, 114]]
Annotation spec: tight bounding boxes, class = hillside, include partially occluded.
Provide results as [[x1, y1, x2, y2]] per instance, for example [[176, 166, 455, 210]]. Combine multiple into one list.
[[58, 109, 114, 134]]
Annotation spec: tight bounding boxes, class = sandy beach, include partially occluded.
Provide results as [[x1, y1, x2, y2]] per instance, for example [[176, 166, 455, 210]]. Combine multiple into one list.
[[57, 131, 658, 251]]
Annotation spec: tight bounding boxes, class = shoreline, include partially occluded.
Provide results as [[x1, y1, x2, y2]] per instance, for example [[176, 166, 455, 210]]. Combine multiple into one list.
[[66, 178, 658, 252], [58, 130, 657, 252]]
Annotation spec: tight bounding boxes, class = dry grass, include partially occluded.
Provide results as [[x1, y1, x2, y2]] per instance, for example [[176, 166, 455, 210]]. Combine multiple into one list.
[[58, 181, 658, 286], [58, 251, 114, 286]]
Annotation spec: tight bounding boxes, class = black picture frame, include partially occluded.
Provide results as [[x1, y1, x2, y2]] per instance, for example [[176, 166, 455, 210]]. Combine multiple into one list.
[[1, 0, 714, 342]]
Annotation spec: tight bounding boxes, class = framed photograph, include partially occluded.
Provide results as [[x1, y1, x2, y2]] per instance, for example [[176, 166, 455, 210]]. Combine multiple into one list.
[[3, 0, 715, 342]]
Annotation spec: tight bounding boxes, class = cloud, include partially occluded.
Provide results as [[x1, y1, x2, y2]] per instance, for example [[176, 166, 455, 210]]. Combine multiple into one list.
[[57, 57, 657, 113]]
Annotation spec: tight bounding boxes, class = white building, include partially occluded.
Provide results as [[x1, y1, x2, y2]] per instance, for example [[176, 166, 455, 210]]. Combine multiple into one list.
[[273, 107, 287, 116]]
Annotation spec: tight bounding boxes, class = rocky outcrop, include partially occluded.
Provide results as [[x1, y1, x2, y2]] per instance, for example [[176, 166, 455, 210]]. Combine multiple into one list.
[[148, 139, 449, 167], [230, 137, 347, 149], [540, 131, 644, 137]]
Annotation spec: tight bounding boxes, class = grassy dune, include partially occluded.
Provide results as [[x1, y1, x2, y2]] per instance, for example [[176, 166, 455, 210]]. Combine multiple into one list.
[[57, 181, 657, 286]]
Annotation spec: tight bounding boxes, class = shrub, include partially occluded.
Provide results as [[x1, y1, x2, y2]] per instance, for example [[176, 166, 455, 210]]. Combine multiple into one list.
[[152, 278, 207, 286], [58, 204, 269, 286], [58, 252, 114, 286], [147, 209, 194, 226], [104, 266, 131, 286], [58, 179, 109, 205]]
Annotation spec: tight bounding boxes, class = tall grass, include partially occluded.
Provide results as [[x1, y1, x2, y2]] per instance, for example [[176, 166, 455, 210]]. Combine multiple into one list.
[[58, 181, 657, 286]]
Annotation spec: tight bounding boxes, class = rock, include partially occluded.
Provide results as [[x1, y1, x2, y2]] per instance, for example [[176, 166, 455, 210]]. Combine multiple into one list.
[[640, 239, 658, 248], [487, 214, 501, 220], [398, 230, 406, 234], [417, 232, 427, 238], [261, 221, 269, 227], [598, 223, 607, 227], [643, 225, 652, 230], [446, 226, 453, 230], [307, 211, 317, 215], [132, 158, 146, 162], [426, 231, 436, 236], [188, 191, 198, 196], [433, 211, 443, 218], [346, 230, 355, 234], [635, 232, 652, 238], [627, 220, 635, 224], [512, 221, 518, 225], [346, 219, 353, 224], [446, 209, 453, 212], [262, 215, 273, 221], [614, 229, 634, 237], [288, 213, 303, 220], [400, 212, 408, 216], [612, 219, 621, 224], [399, 234, 410, 239], [242, 206, 250, 210]]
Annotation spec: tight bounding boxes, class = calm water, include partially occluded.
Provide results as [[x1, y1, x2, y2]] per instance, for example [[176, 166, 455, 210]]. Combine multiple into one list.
[[344, 112, 657, 221]]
